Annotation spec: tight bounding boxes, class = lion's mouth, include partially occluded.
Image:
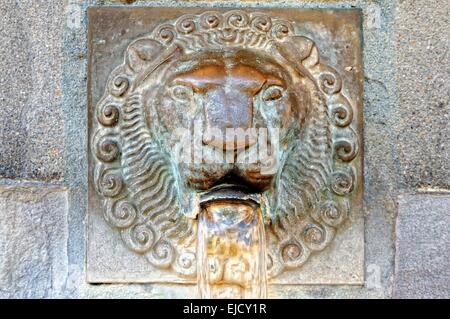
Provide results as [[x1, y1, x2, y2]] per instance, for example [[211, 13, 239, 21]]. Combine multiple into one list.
[[199, 182, 261, 207], [186, 166, 274, 193], [197, 171, 268, 222]]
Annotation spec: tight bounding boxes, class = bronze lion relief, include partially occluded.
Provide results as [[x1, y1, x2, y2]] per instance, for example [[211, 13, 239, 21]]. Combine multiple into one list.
[[89, 9, 363, 286]]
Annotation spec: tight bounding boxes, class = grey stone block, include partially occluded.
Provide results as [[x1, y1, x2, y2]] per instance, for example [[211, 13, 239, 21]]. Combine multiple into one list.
[[394, 194, 450, 299], [0, 185, 68, 298], [0, 0, 64, 182], [394, 1, 450, 189]]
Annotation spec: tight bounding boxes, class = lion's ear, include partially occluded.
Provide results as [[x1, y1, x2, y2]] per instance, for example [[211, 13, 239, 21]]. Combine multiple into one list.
[[126, 39, 166, 73], [126, 39, 182, 90], [275, 36, 319, 74]]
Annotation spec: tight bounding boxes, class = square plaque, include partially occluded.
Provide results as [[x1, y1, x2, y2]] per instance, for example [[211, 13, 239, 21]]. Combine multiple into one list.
[[87, 7, 364, 286]]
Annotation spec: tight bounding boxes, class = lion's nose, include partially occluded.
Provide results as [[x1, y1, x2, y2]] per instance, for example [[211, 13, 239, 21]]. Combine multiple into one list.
[[202, 87, 257, 150]]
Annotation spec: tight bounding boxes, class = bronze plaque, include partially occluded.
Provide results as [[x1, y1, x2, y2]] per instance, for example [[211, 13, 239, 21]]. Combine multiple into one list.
[[87, 7, 364, 287]]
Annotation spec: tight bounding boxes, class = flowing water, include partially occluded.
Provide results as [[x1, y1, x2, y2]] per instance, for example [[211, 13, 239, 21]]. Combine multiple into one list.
[[197, 198, 267, 299]]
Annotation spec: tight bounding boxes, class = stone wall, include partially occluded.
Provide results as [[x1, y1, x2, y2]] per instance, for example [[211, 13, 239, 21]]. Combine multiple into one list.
[[0, 0, 448, 298]]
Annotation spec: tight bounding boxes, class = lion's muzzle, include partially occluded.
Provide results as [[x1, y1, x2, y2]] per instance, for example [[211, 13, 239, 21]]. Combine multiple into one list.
[[174, 63, 283, 151]]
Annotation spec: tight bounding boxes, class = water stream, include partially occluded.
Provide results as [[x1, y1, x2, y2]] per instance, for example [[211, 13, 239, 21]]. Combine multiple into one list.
[[197, 197, 267, 299]]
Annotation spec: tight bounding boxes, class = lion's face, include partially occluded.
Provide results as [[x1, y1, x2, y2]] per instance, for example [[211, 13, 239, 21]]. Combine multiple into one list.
[[148, 49, 309, 191]]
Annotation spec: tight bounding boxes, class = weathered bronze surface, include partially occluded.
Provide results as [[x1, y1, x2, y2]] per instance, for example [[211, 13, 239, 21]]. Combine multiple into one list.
[[88, 7, 364, 287]]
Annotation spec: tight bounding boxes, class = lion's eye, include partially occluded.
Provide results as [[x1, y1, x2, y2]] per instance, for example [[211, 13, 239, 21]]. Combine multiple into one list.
[[262, 85, 284, 102], [171, 84, 194, 103]]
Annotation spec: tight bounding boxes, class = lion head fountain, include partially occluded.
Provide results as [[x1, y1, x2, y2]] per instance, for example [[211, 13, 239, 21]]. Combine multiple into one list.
[[91, 10, 359, 298]]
